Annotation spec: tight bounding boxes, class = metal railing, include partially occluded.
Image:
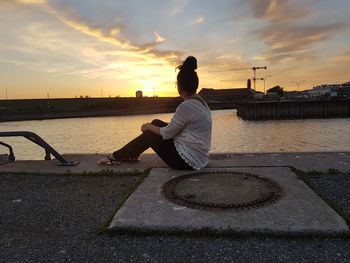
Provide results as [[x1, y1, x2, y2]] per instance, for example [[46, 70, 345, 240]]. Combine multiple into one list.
[[0, 141, 15, 161], [0, 131, 79, 166]]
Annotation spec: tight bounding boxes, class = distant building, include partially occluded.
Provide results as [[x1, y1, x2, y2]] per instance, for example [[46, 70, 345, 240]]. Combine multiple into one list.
[[247, 79, 251, 90], [266, 92, 280, 99], [307, 86, 332, 98], [283, 91, 308, 100], [136, 90, 143, 98], [331, 81, 350, 98], [198, 88, 254, 101], [305, 81, 350, 99], [253, 91, 264, 99]]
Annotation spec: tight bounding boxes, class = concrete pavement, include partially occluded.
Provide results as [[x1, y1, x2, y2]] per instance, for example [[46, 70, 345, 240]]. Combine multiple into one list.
[[0, 152, 349, 236], [1, 172, 349, 262], [109, 167, 349, 235], [1, 153, 350, 262]]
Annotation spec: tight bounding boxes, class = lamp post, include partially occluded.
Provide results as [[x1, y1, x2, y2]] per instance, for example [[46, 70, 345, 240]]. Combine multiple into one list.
[[291, 80, 305, 91], [264, 75, 272, 94]]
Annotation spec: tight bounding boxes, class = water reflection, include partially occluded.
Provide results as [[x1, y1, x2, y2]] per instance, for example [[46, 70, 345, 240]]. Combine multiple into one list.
[[1, 110, 349, 160]]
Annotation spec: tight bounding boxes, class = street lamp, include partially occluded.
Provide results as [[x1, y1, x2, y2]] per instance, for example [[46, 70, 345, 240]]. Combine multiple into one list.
[[264, 75, 272, 94], [291, 80, 305, 91]]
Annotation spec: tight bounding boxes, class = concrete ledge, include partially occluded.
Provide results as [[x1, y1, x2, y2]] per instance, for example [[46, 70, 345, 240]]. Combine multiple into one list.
[[208, 152, 350, 172], [109, 167, 349, 235], [0, 154, 166, 174], [0, 152, 349, 174], [0, 154, 12, 166]]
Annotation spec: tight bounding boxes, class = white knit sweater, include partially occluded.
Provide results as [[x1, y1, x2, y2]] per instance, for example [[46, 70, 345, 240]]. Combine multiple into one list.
[[160, 98, 212, 170]]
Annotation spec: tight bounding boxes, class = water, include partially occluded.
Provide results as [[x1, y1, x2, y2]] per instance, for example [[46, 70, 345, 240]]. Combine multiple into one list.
[[1, 110, 349, 160]]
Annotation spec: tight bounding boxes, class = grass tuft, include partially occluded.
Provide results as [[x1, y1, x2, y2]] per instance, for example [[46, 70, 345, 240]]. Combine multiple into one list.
[[98, 168, 151, 234], [0, 170, 143, 177]]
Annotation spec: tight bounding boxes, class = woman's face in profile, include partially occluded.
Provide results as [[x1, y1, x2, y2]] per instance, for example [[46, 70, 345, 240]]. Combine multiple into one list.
[[177, 83, 182, 96]]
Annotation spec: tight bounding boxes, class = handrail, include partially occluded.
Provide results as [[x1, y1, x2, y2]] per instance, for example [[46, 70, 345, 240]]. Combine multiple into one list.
[[0, 141, 15, 161], [0, 131, 79, 166]]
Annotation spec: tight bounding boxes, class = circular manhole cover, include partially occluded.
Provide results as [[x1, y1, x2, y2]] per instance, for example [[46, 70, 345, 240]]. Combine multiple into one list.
[[162, 171, 283, 211]]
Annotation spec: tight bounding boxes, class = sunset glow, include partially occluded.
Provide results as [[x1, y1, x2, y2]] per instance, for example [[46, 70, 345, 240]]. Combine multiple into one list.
[[1, 0, 350, 99]]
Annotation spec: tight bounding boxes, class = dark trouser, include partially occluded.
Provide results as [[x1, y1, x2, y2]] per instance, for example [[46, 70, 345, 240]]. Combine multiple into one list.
[[112, 119, 193, 170]]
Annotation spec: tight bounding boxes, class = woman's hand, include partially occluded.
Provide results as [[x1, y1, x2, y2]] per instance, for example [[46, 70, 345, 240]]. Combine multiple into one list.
[[141, 123, 161, 135], [141, 123, 151, 132]]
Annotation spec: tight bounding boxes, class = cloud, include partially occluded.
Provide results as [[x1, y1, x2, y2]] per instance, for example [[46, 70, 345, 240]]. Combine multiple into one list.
[[9, 0, 183, 66], [334, 49, 350, 62], [1, 20, 177, 84], [0, 3, 186, 98], [260, 23, 344, 62], [43, 6, 183, 66], [190, 16, 205, 25], [248, 0, 345, 62], [248, 0, 308, 22], [155, 32, 165, 44], [168, 0, 189, 17], [15, 0, 47, 4], [56, 16, 138, 51]]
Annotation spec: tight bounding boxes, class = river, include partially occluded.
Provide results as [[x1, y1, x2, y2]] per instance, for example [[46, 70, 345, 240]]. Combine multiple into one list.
[[1, 110, 349, 160]]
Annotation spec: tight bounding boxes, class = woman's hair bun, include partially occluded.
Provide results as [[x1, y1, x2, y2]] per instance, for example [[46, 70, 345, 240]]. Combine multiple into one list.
[[178, 56, 197, 71]]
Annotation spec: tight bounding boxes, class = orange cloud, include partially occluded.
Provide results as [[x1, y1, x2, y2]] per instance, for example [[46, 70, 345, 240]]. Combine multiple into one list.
[[335, 49, 350, 62], [46, 8, 182, 66], [15, 0, 47, 3], [53, 16, 137, 51]]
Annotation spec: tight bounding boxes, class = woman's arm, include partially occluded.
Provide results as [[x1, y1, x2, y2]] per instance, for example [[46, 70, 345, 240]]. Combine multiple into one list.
[[141, 101, 195, 138], [141, 123, 161, 135], [159, 102, 195, 140]]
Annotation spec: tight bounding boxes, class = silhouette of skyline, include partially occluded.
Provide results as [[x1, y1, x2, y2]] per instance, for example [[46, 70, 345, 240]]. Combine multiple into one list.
[[1, 0, 350, 99]]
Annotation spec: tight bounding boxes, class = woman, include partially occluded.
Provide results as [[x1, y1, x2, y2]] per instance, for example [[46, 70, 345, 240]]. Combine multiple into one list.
[[98, 56, 212, 170]]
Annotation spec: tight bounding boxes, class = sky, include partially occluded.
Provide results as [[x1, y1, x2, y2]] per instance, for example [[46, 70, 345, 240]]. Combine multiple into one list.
[[1, 0, 350, 99]]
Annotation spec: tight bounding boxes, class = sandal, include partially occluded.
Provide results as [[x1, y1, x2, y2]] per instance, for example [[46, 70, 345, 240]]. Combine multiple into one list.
[[97, 154, 121, 166]]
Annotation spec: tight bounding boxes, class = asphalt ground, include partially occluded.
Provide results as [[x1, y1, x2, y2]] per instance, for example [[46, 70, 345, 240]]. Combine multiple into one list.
[[1, 172, 350, 263], [300, 172, 350, 224]]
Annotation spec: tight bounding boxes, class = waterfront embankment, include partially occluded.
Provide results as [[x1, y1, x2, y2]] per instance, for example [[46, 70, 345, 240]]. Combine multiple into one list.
[[0, 97, 233, 122], [237, 99, 350, 120], [0, 97, 181, 122]]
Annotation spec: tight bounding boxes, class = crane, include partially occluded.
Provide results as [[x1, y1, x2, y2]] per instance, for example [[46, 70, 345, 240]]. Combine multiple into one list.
[[251, 67, 267, 91], [210, 66, 267, 90]]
